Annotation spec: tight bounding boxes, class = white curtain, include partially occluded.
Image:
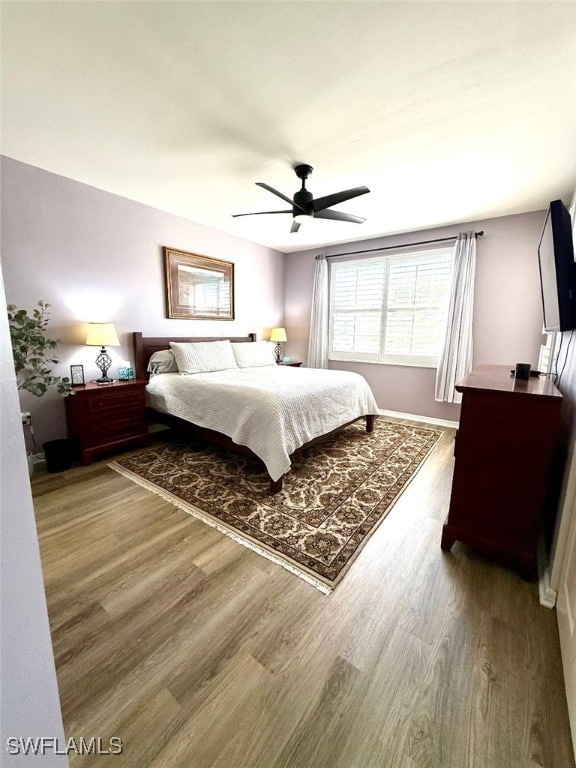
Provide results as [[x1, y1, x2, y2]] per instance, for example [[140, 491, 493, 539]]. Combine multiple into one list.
[[435, 232, 477, 403], [307, 254, 329, 368]]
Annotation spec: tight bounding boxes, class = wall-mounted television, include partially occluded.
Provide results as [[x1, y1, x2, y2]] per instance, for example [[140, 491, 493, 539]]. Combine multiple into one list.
[[538, 199, 576, 333]]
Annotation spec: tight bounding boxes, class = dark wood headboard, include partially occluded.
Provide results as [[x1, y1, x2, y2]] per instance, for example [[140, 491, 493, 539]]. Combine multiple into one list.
[[133, 331, 257, 380]]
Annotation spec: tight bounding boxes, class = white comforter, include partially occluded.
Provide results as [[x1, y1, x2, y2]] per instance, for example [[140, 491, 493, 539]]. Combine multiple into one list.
[[146, 366, 379, 481]]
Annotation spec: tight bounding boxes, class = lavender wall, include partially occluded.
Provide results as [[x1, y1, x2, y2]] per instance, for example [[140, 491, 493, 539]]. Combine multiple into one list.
[[285, 210, 548, 422], [1, 154, 549, 432], [1, 157, 285, 445]]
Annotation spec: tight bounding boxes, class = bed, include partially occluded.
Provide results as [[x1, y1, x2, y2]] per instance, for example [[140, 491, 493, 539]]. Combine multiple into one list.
[[133, 332, 379, 493]]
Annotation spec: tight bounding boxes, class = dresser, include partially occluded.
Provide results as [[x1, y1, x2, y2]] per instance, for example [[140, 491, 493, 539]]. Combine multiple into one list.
[[441, 365, 563, 578], [65, 379, 150, 464]]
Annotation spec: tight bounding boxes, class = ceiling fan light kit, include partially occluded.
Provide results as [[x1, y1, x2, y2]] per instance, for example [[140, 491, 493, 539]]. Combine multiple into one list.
[[232, 164, 370, 233]]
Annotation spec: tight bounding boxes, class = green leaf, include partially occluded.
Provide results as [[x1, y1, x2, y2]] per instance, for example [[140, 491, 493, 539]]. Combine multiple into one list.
[[7, 299, 71, 398]]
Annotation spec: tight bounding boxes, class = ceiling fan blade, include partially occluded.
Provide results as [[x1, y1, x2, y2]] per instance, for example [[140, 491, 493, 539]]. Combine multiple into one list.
[[312, 186, 370, 213], [314, 209, 366, 224], [231, 210, 292, 218], [290, 220, 301, 233], [256, 182, 306, 212]]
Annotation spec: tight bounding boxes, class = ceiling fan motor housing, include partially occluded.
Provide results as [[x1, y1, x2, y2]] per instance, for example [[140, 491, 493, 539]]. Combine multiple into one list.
[[293, 188, 314, 217]]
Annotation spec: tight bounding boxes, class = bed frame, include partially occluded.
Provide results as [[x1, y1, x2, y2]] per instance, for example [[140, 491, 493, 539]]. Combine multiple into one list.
[[133, 332, 375, 493]]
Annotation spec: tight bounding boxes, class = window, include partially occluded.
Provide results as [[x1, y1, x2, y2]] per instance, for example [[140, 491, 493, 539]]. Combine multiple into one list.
[[329, 248, 453, 367]]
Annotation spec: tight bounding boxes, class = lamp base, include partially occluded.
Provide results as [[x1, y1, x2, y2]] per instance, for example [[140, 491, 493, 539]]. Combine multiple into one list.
[[95, 346, 113, 383], [274, 342, 282, 363]]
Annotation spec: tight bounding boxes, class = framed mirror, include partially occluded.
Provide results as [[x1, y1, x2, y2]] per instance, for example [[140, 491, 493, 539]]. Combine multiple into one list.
[[163, 247, 234, 320]]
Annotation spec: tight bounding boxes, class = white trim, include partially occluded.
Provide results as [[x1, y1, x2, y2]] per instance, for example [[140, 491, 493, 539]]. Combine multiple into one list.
[[539, 569, 558, 609], [329, 355, 437, 369], [378, 408, 458, 429], [538, 537, 557, 608], [563, 577, 574, 635]]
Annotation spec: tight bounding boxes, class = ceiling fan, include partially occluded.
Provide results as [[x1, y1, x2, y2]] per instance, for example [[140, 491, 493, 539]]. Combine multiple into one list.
[[232, 164, 370, 233]]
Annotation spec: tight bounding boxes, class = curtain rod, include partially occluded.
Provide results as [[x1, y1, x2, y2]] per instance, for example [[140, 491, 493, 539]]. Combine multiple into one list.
[[320, 230, 484, 259]]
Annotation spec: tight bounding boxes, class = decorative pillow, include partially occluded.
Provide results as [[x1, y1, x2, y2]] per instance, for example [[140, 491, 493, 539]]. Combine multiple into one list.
[[147, 349, 179, 375], [231, 340, 277, 368], [169, 340, 238, 374]]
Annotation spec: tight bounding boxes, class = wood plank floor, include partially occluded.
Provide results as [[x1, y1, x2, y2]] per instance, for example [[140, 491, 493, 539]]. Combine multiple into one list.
[[31, 425, 575, 768]]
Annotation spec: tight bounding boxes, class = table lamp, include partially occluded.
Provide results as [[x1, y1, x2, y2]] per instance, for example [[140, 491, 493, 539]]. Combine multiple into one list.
[[86, 322, 120, 383], [270, 327, 287, 363]]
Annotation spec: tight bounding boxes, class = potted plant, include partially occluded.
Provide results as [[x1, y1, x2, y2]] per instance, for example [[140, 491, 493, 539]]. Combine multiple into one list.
[[8, 300, 71, 396], [7, 300, 72, 474]]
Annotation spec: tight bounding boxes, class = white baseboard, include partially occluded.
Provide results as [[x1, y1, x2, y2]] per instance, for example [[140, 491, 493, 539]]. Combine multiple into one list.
[[378, 409, 458, 429], [538, 538, 557, 609], [539, 568, 557, 609]]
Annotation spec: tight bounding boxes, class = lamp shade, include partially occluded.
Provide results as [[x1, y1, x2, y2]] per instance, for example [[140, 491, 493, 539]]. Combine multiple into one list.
[[270, 327, 287, 343], [86, 322, 120, 347]]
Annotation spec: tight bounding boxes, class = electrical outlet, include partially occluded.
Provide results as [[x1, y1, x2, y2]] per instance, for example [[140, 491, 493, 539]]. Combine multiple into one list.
[[21, 412, 32, 427]]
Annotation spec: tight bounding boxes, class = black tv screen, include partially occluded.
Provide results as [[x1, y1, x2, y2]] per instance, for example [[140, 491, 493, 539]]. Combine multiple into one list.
[[538, 199, 576, 333]]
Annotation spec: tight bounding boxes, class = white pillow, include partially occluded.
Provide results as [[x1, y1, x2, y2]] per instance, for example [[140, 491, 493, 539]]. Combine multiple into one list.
[[231, 340, 277, 368], [170, 340, 238, 374], [147, 349, 179, 375]]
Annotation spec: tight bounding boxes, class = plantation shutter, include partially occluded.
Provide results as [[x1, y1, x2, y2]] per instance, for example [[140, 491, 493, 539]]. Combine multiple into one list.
[[330, 260, 386, 361], [329, 249, 453, 366]]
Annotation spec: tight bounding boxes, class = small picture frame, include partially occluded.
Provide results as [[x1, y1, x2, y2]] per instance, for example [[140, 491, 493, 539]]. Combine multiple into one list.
[[70, 364, 85, 386]]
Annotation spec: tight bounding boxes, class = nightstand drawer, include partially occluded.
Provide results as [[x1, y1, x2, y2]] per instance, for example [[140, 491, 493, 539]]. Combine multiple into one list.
[[87, 391, 143, 413], [86, 417, 147, 446], [90, 410, 145, 434]]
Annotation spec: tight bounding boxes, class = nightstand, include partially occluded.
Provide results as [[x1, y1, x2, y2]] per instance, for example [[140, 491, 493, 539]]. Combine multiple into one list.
[[277, 361, 302, 367], [65, 379, 151, 464]]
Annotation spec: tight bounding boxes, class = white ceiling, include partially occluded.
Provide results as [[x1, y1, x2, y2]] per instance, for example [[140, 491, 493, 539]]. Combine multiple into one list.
[[2, 2, 575, 253]]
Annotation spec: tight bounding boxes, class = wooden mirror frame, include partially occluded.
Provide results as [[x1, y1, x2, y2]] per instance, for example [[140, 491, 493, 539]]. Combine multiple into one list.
[[163, 247, 235, 320]]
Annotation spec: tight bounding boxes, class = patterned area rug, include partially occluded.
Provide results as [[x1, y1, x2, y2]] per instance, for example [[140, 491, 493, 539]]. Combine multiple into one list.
[[110, 419, 443, 593]]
